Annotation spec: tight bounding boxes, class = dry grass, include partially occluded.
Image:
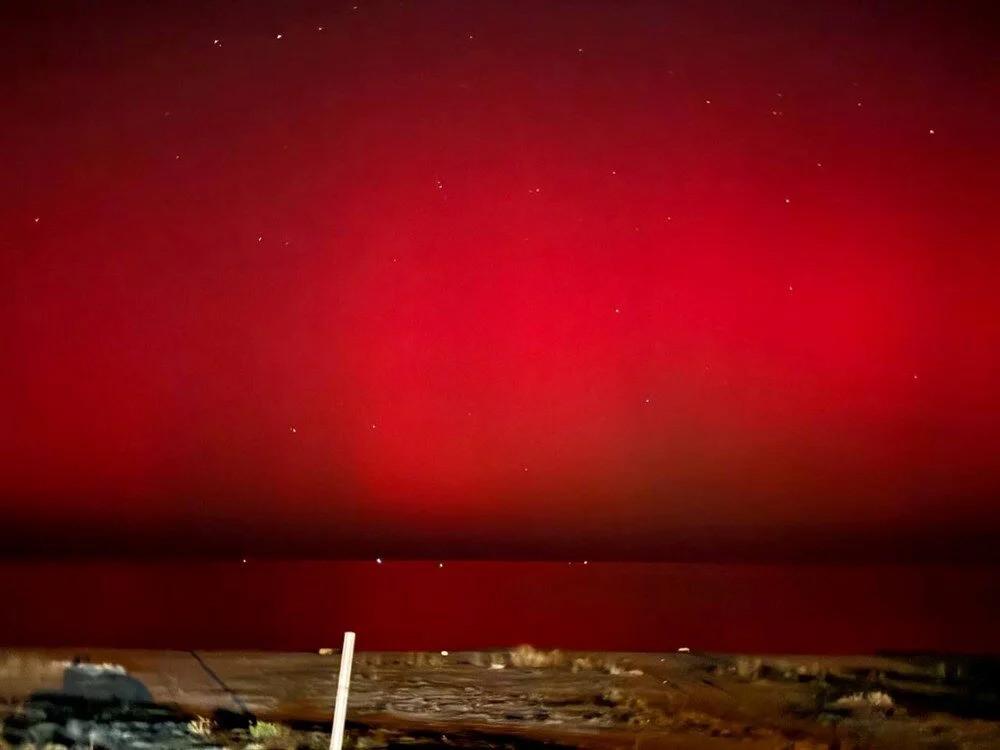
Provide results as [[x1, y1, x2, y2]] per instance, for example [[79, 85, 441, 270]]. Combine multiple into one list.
[[833, 691, 895, 712], [186, 715, 215, 736], [508, 645, 567, 669], [249, 719, 289, 740]]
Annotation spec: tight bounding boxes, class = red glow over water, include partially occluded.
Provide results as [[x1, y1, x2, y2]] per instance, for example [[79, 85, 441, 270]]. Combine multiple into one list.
[[2, 561, 998, 654]]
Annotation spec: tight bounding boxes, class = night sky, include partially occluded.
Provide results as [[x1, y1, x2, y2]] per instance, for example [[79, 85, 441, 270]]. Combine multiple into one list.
[[3, 1, 999, 562]]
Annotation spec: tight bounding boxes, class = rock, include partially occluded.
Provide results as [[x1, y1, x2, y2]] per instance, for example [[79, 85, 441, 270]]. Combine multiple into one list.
[[1, 714, 32, 744], [213, 707, 257, 730], [63, 663, 153, 704], [27, 720, 60, 744]]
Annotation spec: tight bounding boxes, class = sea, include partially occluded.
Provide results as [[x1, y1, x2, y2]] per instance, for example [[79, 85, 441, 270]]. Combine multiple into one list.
[[1, 561, 998, 654]]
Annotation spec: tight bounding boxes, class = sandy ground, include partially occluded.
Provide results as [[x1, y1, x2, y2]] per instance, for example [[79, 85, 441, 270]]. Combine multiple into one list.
[[2, 647, 999, 749]]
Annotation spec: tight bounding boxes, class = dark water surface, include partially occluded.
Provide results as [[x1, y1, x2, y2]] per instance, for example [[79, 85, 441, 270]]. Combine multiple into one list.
[[2, 561, 998, 653]]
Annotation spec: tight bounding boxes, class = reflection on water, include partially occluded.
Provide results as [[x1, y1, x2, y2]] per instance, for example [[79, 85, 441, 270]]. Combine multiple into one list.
[[1, 561, 999, 654]]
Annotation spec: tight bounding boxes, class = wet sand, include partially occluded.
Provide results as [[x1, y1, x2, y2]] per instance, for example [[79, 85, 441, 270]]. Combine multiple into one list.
[[3, 647, 1000, 748]]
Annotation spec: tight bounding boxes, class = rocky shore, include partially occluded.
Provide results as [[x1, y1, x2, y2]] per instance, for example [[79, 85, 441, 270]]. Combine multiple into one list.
[[1, 648, 999, 749]]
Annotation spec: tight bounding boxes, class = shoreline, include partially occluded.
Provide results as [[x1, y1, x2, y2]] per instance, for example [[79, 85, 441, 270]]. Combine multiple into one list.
[[2, 647, 999, 749]]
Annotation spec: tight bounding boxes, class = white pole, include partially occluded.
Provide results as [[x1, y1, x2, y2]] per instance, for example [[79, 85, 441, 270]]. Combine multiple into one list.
[[329, 631, 356, 750]]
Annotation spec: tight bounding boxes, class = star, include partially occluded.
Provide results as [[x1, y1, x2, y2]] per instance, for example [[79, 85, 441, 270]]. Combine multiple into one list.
[[784, 197, 791, 204], [317, 26, 325, 31], [376, 557, 383, 564], [241, 558, 247, 564], [213, 39, 221, 46], [289, 426, 297, 433], [928, 128, 935, 135], [370, 423, 377, 429], [33, 217, 40, 223], [644, 397, 651, 404], [788, 285, 794, 292], [583, 560, 589, 565], [276, 33, 283, 40], [438, 562, 444, 568], [614, 307, 621, 314]]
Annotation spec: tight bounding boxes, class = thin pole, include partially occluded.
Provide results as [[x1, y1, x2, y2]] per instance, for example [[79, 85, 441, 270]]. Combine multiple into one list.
[[329, 631, 356, 750]]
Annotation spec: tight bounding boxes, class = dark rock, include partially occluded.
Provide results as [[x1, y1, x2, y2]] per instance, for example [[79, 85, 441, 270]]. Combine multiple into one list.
[[27, 721, 59, 744], [1, 714, 32, 744], [212, 707, 257, 730], [63, 663, 153, 704], [22, 691, 92, 722]]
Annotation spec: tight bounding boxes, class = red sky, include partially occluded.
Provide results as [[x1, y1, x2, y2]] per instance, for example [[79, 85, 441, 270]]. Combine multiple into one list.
[[2, 1, 999, 561]]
